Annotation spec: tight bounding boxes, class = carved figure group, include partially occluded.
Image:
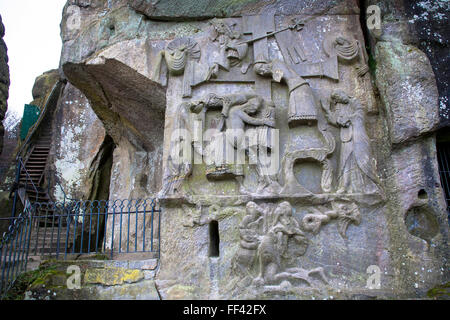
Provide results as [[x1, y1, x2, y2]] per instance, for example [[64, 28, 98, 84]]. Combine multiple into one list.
[[207, 18, 250, 79], [156, 15, 388, 294], [233, 201, 328, 287]]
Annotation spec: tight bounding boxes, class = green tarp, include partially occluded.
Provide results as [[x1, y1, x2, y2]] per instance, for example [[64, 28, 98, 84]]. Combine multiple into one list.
[[20, 104, 40, 141]]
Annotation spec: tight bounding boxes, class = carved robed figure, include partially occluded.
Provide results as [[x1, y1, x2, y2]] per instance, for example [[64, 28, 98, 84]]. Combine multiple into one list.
[[254, 56, 318, 127], [322, 90, 383, 196]]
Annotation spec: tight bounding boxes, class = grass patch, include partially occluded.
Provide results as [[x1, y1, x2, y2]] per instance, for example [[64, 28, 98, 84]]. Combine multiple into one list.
[[2, 265, 58, 300], [427, 282, 450, 299], [77, 253, 110, 261]]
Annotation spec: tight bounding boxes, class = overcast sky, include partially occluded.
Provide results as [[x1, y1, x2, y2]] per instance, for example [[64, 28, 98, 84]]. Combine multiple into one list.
[[0, 0, 67, 118]]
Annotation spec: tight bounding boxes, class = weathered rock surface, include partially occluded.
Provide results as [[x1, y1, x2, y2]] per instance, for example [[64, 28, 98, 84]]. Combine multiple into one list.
[[366, 0, 449, 130], [20, 259, 160, 300], [128, 0, 360, 20], [49, 82, 107, 200], [0, 14, 10, 155], [375, 41, 439, 145], [30, 69, 60, 108], [15, 0, 447, 300], [0, 14, 13, 237], [63, 58, 166, 152], [403, 1, 449, 127]]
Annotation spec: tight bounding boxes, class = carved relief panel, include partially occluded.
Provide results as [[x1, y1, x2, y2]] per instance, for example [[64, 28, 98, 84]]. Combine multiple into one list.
[[157, 13, 386, 295]]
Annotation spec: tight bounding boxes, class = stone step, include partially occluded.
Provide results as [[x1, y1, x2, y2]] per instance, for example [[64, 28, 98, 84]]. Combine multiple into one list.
[[24, 167, 46, 171], [30, 236, 75, 243], [31, 150, 49, 154], [23, 169, 44, 174], [28, 151, 48, 155], [27, 153, 48, 157], [24, 161, 47, 165], [20, 173, 42, 177], [25, 158, 47, 162], [25, 190, 48, 196], [29, 236, 75, 247]]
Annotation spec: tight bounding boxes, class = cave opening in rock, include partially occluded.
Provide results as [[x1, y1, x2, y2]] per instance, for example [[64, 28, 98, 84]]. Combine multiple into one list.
[[74, 135, 116, 253], [209, 220, 220, 257], [404, 206, 439, 243]]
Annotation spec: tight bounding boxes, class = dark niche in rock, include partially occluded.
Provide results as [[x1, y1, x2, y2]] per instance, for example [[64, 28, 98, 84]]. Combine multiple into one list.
[[404, 205, 439, 244]]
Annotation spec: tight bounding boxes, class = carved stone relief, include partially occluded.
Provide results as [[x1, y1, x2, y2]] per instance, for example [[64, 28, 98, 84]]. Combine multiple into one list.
[[254, 57, 319, 127], [157, 14, 385, 200], [157, 13, 386, 294], [152, 36, 201, 97], [54, 0, 448, 300], [321, 90, 384, 197], [206, 18, 251, 80], [323, 34, 369, 77], [301, 201, 361, 239], [231, 201, 332, 289], [322, 34, 377, 114]]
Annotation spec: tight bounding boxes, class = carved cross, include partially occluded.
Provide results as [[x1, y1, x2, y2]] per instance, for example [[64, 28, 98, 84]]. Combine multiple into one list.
[[195, 15, 339, 93], [243, 14, 275, 100], [243, 15, 339, 86]]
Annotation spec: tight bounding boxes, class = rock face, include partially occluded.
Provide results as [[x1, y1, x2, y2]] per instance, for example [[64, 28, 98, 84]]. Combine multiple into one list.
[[365, 0, 447, 140], [0, 14, 10, 155], [375, 41, 439, 145], [403, 1, 449, 127], [30, 69, 60, 108], [27, 0, 448, 299], [0, 14, 11, 237], [21, 259, 160, 300], [49, 82, 107, 200]]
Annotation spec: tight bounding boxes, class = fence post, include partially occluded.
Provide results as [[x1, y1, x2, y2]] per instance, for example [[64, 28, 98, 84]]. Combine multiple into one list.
[[10, 160, 21, 218]]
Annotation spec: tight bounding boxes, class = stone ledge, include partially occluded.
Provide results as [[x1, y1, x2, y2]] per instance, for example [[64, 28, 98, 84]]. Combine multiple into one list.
[[128, 0, 360, 20], [160, 193, 385, 207], [21, 258, 161, 300]]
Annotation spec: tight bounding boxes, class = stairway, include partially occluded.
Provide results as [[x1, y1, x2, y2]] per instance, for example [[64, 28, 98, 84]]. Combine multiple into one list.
[[28, 220, 76, 257], [15, 124, 77, 258], [19, 125, 52, 204]]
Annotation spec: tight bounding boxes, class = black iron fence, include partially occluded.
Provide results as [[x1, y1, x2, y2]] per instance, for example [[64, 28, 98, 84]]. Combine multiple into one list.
[[0, 198, 160, 298]]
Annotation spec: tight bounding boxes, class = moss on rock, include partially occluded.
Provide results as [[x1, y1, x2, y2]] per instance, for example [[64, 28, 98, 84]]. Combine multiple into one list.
[[84, 267, 144, 286], [2, 264, 60, 300], [427, 282, 450, 300]]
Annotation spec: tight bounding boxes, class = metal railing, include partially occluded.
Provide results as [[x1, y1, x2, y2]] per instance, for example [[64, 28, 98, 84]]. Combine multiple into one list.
[[8, 80, 64, 221], [0, 198, 160, 298], [16, 81, 63, 161], [0, 201, 34, 298], [43, 168, 77, 204], [9, 157, 40, 219], [437, 141, 450, 221], [17, 157, 40, 203]]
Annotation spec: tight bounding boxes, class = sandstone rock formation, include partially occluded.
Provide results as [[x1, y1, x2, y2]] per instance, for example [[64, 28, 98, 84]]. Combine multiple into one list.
[[0, 14, 11, 237], [0, 14, 10, 155], [10, 0, 448, 300], [30, 69, 60, 109]]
